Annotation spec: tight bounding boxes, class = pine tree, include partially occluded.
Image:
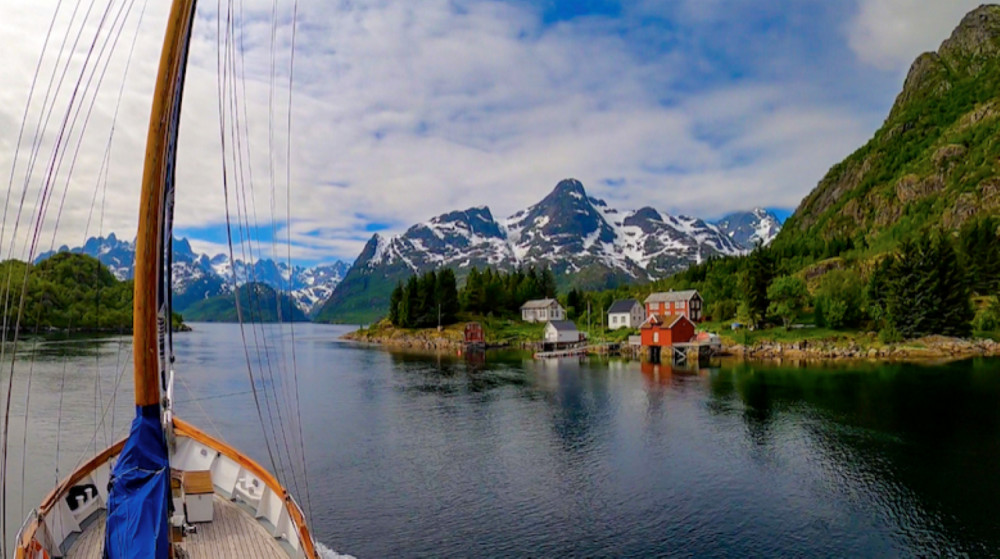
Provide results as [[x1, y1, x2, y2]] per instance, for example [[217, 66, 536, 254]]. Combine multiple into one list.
[[886, 239, 933, 338], [388, 282, 403, 326], [932, 234, 973, 337], [741, 245, 774, 328], [462, 267, 482, 313], [436, 268, 459, 324], [403, 275, 419, 328], [866, 256, 893, 327]]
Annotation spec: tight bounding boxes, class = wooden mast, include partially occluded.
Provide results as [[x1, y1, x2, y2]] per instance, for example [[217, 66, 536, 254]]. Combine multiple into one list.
[[133, 0, 197, 408]]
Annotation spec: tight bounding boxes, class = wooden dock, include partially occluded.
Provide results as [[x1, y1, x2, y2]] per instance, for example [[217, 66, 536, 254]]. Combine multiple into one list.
[[534, 345, 590, 359]]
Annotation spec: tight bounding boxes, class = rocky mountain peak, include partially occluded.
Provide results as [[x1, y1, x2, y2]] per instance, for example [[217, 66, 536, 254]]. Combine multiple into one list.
[[940, 4, 1000, 61], [551, 178, 586, 198], [891, 5, 1000, 119], [433, 207, 503, 238], [622, 207, 665, 234]]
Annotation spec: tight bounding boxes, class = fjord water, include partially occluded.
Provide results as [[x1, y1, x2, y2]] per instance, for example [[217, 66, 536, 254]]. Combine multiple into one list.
[[4, 323, 1000, 556]]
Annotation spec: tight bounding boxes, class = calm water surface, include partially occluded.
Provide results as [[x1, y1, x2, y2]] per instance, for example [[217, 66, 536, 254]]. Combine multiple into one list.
[[4, 323, 1000, 557]]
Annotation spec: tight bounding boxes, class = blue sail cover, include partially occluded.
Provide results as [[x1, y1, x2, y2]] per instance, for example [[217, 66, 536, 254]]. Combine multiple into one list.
[[103, 405, 170, 559]]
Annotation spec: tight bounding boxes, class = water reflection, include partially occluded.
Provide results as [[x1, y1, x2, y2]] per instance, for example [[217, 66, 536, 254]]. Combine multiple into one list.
[[711, 359, 1000, 555]]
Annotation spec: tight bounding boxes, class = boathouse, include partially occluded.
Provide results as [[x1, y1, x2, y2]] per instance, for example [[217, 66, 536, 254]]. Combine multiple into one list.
[[640, 314, 696, 347], [641, 314, 696, 363], [544, 320, 583, 344], [464, 322, 485, 347]]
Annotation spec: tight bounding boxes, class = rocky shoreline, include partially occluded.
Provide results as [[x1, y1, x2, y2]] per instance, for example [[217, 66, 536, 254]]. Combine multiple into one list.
[[725, 335, 1000, 362], [342, 327, 466, 350], [343, 326, 1000, 364]]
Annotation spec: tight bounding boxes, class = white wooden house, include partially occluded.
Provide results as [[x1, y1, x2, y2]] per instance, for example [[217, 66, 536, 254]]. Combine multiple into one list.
[[521, 298, 566, 323], [607, 299, 645, 330]]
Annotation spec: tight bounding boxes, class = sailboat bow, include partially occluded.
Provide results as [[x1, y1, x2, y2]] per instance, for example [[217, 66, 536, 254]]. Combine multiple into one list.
[[13, 0, 318, 556]]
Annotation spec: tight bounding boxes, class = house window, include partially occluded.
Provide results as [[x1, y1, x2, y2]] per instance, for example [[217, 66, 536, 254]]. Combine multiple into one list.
[[653, 332, 659, 343]]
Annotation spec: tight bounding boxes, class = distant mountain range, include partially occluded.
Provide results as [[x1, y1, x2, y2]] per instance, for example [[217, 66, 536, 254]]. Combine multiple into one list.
[[37, 181, 783, 324], [35, 234, 349, 316], [316, 179, 783, 323]]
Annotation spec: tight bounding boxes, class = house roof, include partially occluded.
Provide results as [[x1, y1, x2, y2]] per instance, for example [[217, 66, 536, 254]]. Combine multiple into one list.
[[608, 299, 639, 314], [640, 313, 690, 329], [546, 320, 578, 332], [644, 290, 700, 304], [521, 298, 560, 310]]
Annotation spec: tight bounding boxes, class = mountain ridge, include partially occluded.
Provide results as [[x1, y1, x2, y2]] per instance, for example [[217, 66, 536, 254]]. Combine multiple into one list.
[[316, 179, 782, 323], [780, 4, 1000, 247], [36, 236, 349, 315]]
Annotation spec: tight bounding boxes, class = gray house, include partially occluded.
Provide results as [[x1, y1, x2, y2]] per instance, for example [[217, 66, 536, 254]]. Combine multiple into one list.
[[607, 299, 645, 330], [521, 298, 566, 323]]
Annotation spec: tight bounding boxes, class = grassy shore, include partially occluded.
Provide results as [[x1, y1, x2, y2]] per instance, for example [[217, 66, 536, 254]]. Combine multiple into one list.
[[343, 314, 642, 349]]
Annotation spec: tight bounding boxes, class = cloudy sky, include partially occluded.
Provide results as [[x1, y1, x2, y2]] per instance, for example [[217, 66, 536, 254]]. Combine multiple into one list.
[[0, 0, 986, 265]]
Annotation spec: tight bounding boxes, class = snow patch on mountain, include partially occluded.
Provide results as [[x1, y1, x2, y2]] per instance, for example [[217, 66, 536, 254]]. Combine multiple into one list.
[[714, 207, 783, 248]]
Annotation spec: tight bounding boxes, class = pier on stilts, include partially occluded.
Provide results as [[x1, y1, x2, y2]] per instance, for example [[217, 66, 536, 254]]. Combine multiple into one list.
[[646, 341, 717, 365]]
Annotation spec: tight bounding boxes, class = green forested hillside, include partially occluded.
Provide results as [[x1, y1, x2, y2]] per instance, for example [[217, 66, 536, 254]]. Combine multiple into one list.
[[183, 282, 308, 323], [0, 253, 132, 331], [780, 5, 1000, 252]]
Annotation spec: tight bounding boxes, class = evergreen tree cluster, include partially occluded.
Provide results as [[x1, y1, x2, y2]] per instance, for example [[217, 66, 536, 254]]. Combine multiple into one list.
[[388, 269, 460, 328], [460, 266, 557, 317], [868, 233, 974, 339], [957, 216, 1000, 295]]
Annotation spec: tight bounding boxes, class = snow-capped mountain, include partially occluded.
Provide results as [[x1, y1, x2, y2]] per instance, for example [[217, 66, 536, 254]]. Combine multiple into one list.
[[362, 179, 749, 277], [317, 179, 775, 323], [35, 235, 349, 315], [713, 207, 783, 248]]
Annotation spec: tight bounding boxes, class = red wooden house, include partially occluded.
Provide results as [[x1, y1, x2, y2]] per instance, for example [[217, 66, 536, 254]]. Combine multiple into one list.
[[640, 314, 696, 347], [643, 290, 703, 322]]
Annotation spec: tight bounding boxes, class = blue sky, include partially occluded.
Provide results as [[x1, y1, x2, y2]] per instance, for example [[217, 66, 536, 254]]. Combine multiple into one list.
[[0, 0, 987, 266]]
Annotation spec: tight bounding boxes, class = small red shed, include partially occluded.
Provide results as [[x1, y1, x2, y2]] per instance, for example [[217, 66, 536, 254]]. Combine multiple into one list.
[[640, 314, 696, 347], [464, 322, 485, 345]]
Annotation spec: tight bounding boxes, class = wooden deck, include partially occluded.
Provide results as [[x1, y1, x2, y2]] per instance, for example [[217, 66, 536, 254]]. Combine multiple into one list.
[[66, 496, 289, 559]]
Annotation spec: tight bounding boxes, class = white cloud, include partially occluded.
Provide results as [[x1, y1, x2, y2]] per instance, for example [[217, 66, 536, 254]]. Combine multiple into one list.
[[848, 0, 984, 71], [0, 0, 970, 265]]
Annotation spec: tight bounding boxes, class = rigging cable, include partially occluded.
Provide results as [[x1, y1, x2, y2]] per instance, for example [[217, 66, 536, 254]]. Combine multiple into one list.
[[216, 0, 282, 481], [1, 0, 120, 549], [285, 0, 314, 521], [225, 0, 292, 486]]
